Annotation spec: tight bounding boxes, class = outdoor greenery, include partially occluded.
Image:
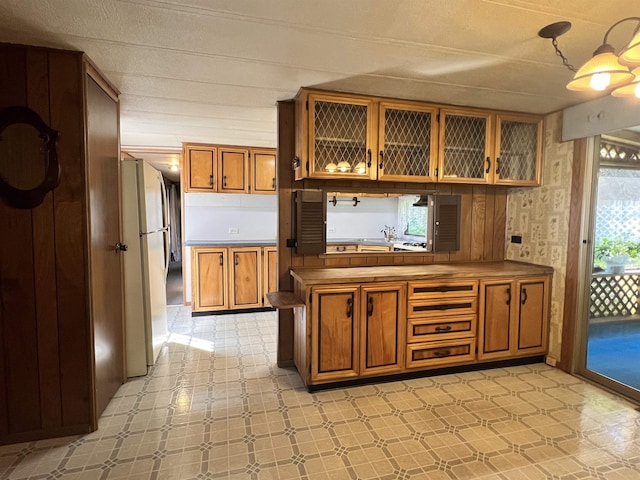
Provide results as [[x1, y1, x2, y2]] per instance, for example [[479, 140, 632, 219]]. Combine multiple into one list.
[[594, 237, 640, 268]]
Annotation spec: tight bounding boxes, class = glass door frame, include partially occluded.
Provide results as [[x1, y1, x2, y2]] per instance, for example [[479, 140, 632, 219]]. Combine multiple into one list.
[[573, 134, 640, 403]]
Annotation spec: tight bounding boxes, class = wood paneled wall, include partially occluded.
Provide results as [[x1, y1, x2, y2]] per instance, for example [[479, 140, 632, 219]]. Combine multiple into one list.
[[276, 101, 507, 366], [0, 44, 122, 445]]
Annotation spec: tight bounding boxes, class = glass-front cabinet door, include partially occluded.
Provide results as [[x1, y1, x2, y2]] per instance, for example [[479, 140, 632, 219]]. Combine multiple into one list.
[[494, 114, 543, 186], [438, 108, 493, 184], [378, 102, 438, 183], [308, 93, 375, 179]]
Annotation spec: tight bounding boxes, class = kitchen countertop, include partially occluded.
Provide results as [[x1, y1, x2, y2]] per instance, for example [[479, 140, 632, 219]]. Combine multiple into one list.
[[184, 240, 276, 247], [291, 260, 553, 286]]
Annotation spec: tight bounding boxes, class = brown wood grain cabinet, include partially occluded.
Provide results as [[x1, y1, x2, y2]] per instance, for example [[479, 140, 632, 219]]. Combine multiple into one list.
[[186, 145, 217, 191], [294, 88, 542, 187], [251, 149, 277, 194], [192, 246, 276, 312], [192, 248, 228, 312], [478, 276, 550, 361], [183, 143, 276, 194], [229, 247, 262, 309], [291, 262, 552, 389], [263, 246, 278, 306]]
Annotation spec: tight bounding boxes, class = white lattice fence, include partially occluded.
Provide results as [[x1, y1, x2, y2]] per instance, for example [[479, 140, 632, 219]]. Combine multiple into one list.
[[590, 274, 640, 318]]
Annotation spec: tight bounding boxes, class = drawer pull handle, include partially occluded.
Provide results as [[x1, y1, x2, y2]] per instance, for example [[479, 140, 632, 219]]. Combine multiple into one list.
[[434, 349, 451, 357], [435, 325, 452, 332], [367, 296, 374, 316], [346, 297, 353, 318]]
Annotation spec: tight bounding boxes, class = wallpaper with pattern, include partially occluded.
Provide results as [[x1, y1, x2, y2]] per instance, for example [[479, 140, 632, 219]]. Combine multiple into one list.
[[506, 112, 573, 362]]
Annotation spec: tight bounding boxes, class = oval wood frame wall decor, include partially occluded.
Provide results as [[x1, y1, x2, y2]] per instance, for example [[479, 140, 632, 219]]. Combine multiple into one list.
[[0, 106, 61, 209]]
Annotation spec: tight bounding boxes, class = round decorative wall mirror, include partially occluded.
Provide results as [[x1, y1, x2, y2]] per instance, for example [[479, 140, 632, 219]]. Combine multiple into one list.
[[0, 106, 60, 209]]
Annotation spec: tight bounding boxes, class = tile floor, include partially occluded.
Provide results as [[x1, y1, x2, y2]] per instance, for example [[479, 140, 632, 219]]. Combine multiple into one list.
[[1, 306, 640, 479]]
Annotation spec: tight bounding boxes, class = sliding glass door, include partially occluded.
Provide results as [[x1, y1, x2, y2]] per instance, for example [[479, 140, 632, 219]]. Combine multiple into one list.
[[580, 136, 640, 400]]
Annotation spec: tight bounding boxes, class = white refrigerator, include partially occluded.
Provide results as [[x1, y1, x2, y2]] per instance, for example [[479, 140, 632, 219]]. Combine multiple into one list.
[[121, 159, 169, 377]]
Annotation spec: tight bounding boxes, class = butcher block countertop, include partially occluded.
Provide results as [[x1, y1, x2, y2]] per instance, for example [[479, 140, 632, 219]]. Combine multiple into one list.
[[290, 261, 553, 287]]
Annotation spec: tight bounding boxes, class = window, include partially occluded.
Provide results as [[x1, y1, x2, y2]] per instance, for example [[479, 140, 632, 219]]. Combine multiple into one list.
[[397, 195, 427, 239]]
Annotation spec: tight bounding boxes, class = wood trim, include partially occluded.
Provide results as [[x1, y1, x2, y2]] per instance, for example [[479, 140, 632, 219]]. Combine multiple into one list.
[[83, 58, 119, 101], [559, 138, 587, 372]]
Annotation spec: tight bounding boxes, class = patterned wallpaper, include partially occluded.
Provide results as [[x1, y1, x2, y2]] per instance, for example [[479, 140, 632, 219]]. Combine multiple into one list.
[[505, 112, 573, 362]]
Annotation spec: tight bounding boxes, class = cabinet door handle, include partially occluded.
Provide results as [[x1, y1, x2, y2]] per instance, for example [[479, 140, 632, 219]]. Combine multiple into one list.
[[521, 287, 528, 305], [219, 254, 223, 266], [367, 149, 372, 168], [234, 254, 239, 266], [495, 157, 501, 175], [434, 349, 451, 357], [485, 157, 491, 173], [346, 297, 353, 318], [209, 174, 214, 186], [223, 175, 227, 187], [379, 150, 384, 169], [435, 325, 452, 332], [367, 296, 374, 316], [506, 286, 511, 305], [272, 177, 276, 189]]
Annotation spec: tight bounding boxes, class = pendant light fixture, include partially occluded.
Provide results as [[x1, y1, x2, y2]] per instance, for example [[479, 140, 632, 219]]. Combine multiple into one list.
[[539, 17, 640, 98]]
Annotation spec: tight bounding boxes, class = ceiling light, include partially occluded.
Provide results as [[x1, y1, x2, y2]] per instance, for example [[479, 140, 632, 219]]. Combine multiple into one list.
[[539, 17, 640, 96], [169, 164, 179, 172], [611, 67, 640, 98]]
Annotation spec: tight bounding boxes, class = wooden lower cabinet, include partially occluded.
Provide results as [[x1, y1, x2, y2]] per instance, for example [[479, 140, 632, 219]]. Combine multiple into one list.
[[192, 248, 227, 311], [310, 282, 406, 383], [263, 246, 278, 306], [229, 247, 261, 309], [192, 245, 275, 312], [292, 267, 551, 388], [478, 276, 550, 361]]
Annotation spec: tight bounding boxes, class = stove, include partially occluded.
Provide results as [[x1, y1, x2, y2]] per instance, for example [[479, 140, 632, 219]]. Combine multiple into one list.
[[392, 241, 428, 252]]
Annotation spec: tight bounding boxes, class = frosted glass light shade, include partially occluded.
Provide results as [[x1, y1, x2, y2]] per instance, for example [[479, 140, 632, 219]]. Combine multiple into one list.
[[566, 49, 633, 91], [354, 162, 366, 174], [325, 162, 337, 173], [611, 67, 640, 98], [337, 161, 351, 172], [620, 30, 640, 66]]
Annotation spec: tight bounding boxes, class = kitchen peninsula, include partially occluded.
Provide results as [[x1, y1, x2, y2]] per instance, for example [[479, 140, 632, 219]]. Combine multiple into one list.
[[289, 261, 552, 389]]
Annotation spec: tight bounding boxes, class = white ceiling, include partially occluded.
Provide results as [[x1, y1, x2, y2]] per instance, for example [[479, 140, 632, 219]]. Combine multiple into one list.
[[0, 0, 638, 181]]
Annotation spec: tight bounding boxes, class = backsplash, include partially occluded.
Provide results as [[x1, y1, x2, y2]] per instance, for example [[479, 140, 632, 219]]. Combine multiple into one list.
[[183, 193, 277, 241], [506, 112, 573, 363]]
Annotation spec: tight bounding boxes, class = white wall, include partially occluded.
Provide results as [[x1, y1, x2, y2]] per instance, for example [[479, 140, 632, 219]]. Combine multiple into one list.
[[326, 196, 398, 240], [184, 193, 277, 241]]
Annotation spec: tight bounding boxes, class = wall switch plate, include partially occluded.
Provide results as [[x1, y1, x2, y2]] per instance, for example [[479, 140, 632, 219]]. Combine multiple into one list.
[[511, 235, 522, 244], [229, 227, 239, 234]]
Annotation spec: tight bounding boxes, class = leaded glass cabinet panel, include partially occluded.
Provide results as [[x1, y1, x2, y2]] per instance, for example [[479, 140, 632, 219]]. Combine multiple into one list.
[[439, 109, 493, 184], [494, 114, 542, 186], [378, 102, 438, 182], [308, 93, 375, 179]]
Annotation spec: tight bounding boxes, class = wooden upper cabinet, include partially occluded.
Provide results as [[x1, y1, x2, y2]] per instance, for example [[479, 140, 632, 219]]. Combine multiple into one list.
[[185, 145, 217, 192], [493, 114, 543, 186], [219, 148, 248, 193], [378, 102, 439, 183], [294, 88, 543, 187], [438, 108, 493, 184], [251, 148, 277, 194], [300, 91, 376, 180]]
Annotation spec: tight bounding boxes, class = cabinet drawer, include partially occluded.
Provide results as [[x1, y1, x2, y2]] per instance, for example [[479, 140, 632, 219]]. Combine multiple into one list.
[[406, 339, 476, 369], [409, 280, 478, 300], [407, 315, 476, 343], [326, 244, 358, 253], [408, 297, 477, 318]]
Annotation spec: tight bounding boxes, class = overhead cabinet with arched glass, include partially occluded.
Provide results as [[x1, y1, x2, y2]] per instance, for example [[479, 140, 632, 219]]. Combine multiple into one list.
[[294, 88, 542, 187]]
